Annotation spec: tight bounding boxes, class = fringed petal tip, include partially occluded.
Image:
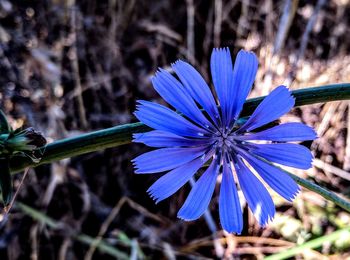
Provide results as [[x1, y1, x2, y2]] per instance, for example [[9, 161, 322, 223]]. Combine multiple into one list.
[[134, 169, 142, 174], [221, 223, 243, 234], [135, 99, 145, 105], [285, 186, 301, 202], [131, 161, 141, 173], [132, 133, 142, 142], [212, 47, 230, 53], [154, 67, 165, 75], [147, 188, 163, 204], [171, 59, 184, 68], [253, 204, 276, 228], [259, 214, 275, 228], [177, 214, 196, 222], [147, 188, 156, 199], [152, 68, 173, 81]]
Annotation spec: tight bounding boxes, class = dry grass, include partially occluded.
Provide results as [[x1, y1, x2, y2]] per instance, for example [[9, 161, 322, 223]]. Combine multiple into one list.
[[0, 0, 350, 258]]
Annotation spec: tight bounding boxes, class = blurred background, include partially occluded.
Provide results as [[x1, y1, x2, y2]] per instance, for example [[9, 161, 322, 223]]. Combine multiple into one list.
[[1, 0, 350, 259]]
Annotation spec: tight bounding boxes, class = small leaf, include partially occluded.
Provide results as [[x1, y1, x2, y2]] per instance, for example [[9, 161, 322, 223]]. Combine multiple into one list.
[[0, 158, 13, 206], [0, 110, 10, 134]]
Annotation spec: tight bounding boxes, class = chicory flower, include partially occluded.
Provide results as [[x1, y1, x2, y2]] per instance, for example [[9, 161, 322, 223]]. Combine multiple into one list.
[[133, 48, 316, 233]]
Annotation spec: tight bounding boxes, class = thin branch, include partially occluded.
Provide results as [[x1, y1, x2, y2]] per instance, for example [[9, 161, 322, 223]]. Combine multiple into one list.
[[296, 0, 326, 62], [70, 5, 88, 129], [286, 0, 326, 85], [213, 0, 222, 47], [273, 0, 299, 55], [313, 158, 350, 182], [4, 167, 30, 214], [186, 0, 195, 64]]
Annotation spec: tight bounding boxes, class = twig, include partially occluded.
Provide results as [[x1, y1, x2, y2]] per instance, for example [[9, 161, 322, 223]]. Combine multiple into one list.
[[162, 242, 176, 260], [213, 0, 222, 47], [296, 0, 326, 62], [85, 196, 158, 260], [273, 0, 299, 55], [4, 167, 30, 214], [186, 0, 195, 64], [315, 102, 339, 137], [30, 224, 39, 260], [202, 3, 214, 77], [84, 197, 127, 260], [130, 239, 139, 260], [233, 246, 296, 255], [58, 238, 72, 260], [264, 0, 298, 94], [311, 102, 339, 151], [344, 101, 350, 170], [70, 4, 88, 130], [313, 158, 350, 182], [222, 0, 239, 22], [181, 235, 295, 253], [286, 0, 326, 85], [237, 0, 249, 37]]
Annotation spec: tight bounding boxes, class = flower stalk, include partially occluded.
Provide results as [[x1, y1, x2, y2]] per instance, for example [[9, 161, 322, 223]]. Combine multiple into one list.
[[9, 83, 350, 174], [6, 83, 350, 216]]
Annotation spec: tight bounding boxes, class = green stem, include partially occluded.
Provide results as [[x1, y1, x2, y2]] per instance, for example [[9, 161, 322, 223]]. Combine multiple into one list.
[[258, 157, 350, 212], [287, 172, 350, 212], [252, 156, 350, 213], [265, 226, 350, 260], [9, 83, 350, 173], [8, 83, 350, 215]]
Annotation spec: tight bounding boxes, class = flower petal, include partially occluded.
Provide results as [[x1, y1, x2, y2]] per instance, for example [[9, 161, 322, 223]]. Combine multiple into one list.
[[235, 158, 275, 226], [152, 69, 215, 129], [219, 161, 243, 234], [133, 130, 212, 148], [239, 86, 295, 132], [147, 156, 208, 203], [239, 151, 300, 201], [239, 122, 317, 142], [132, 146, 207, 173], [178, 158, 219, 220], [230, 50, 258, 121], [134, 100, 209, 138], [210, 48, 233, 126], [172, 60, 220, 125], [248, 143, 313, 169]]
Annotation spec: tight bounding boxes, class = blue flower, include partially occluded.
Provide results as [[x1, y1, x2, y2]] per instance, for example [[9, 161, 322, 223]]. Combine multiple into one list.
[[132, 48, 316, 233]]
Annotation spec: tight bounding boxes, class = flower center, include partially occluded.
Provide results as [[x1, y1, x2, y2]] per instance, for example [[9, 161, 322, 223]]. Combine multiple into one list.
[[215, 130, 235, 149]]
